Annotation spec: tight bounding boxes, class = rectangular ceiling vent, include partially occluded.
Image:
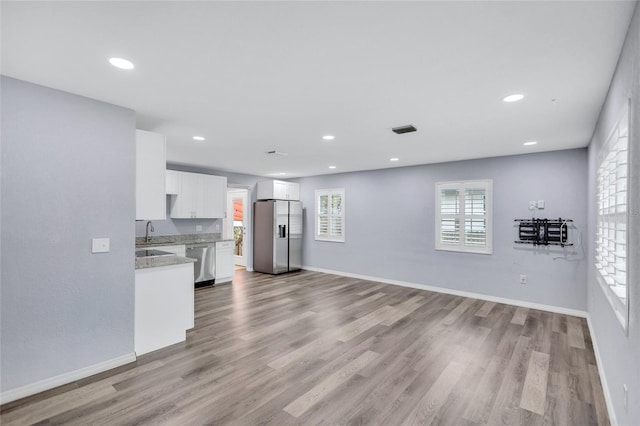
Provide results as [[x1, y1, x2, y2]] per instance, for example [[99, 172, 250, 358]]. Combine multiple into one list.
[[392, 124, 417, 134], [266, 150, 288, 156]]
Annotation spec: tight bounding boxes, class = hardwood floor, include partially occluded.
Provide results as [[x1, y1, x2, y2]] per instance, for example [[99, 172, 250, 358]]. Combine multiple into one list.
[[1, 270, 609, 425]]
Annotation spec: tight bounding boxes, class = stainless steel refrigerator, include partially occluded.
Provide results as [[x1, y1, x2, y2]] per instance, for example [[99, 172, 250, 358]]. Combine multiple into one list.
[[253, 200, 302, 274]]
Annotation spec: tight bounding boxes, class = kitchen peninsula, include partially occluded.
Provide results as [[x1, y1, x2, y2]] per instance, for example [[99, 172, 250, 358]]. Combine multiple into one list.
[[136, 233, 235, 285], [134, 249, 195, 356]]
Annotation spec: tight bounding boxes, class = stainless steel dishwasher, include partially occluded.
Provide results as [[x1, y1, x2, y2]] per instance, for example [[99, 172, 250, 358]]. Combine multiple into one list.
[[186, 243, 215, 287]]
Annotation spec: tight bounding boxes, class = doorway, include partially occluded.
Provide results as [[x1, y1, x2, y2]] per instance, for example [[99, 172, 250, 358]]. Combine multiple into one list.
[[226, 188, 250, 269]]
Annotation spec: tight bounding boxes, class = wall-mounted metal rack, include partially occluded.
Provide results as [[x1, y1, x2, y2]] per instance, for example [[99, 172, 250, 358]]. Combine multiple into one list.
[[514, 218, 573, 247]]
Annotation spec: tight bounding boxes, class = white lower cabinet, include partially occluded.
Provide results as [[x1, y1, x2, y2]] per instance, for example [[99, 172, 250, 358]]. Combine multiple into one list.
[[134, 263, 194, 356], [215, 241, 234, 284]]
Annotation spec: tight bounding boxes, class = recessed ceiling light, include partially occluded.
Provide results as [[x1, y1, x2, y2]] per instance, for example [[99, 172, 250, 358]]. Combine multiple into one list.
[[322, 135, 335, 141], [523, 141, 538, 146], [108, 57, 134, 70], [279, 172, 286, 175], [328, 166, 336, 169], [503, 94, 524, 103], [390, 158, 399, 162], [193, 136, 205, 141]]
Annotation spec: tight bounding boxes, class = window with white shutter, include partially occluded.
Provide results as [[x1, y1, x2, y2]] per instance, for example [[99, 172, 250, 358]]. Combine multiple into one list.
[[596, 101, 630, 329], [435, 180, 492, 254], [315, 188, 345, 242]]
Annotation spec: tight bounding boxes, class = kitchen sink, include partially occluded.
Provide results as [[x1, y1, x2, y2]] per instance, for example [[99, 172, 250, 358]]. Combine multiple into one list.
[[135, 249, 176, 258]]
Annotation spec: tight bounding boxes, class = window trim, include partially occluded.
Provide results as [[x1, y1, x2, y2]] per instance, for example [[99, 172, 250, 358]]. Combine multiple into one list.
[[595, 99, 630, 332], [315, 188, 345, 243], [435, 179, 493, 254]]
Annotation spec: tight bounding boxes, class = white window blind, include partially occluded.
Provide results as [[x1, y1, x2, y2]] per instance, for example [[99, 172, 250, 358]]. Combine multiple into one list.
[[596, 101, 629, 329], [315, 188, 345, 242], [435, 180, 492, 254]]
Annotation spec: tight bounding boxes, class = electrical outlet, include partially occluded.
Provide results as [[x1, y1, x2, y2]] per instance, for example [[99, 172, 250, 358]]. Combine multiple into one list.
[[91, 238, 110, 253], [623, 384, 628, 412], [519, 274, 528, 285], [195, 225, 203, 232], [215, 223, 221, 232], [537, 200, 545, 209], [529, 201, 537, 210]]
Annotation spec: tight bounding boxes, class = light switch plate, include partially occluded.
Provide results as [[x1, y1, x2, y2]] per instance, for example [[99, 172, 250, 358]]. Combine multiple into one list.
[[92, 238, 110, 253]]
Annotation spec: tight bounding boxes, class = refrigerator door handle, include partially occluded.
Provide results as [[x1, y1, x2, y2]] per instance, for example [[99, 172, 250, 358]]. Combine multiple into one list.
[[279, 224, 286, 238]]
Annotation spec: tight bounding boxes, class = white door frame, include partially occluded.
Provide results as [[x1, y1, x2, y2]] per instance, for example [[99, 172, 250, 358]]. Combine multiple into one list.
[[225, 186, 252, 270]]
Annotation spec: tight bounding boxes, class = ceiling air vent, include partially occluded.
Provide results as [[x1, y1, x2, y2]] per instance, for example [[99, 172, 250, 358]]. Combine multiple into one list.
[[266, 150, 288, 156], [392, 124, 417, 134]]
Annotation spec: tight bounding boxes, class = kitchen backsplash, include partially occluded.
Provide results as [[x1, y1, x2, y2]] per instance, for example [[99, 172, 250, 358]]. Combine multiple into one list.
[[135, 196, 223, 237]]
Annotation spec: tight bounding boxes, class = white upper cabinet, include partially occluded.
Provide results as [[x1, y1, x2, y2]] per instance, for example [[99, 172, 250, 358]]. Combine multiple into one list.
[[257, 180, 300, 200], [165, 170, 180, 195], [136, 130, 166, 220], [203, 173, 226, 217], [287, 181, 300, 201], [168, 171, 227, 219]]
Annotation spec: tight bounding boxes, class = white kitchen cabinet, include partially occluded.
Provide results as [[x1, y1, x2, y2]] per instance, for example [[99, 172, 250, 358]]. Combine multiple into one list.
[[171, 172, 199, 218], [257, 180, 300, 200], [136, 130, 166, 220], [166, 170, 180, 195], [203, 174, 226, 218], [168, 171, 227, 219], [287, 181, 300, 201], [134, 263, 194, 355], [215, 240, 234, 284]]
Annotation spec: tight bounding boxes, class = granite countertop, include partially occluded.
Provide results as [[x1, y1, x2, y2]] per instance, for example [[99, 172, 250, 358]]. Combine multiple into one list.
[[135, 233, 232, 248], [135, 255, 196, 270]]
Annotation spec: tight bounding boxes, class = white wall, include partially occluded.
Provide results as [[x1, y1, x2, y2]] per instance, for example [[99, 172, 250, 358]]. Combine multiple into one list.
[[586, 3, 640, 425], [296, 148, 588, 311], [1, 77, 136, 396]]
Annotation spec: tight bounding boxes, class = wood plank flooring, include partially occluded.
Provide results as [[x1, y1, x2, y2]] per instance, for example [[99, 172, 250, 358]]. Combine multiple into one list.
[[0, 270, 609, 425]]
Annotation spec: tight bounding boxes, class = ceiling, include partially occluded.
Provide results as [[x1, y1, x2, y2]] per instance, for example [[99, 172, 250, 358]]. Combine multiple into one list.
[[2, 1, 636, 178]]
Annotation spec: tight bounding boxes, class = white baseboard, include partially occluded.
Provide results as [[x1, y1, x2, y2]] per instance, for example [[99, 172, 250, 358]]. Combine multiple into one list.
[[586, 315, 617, 425], [302, 266, 588, 318], [0, 352, 136, 405]]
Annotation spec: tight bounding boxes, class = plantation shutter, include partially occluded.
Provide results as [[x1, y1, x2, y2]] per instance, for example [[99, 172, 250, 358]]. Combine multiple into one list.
[[436, 180, 492, 254], [315, 189, 345, 242], [595, 101, 629, 328]]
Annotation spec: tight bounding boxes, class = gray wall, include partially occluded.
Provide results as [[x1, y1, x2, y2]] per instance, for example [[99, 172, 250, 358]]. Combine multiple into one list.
[[587, 3, 640, 424], [1, 77, 136, 392], [295, 149, 588, 311]]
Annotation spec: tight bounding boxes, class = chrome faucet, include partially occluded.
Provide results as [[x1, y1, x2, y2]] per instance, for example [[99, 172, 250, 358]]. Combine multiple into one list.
[[145, 221, 155, 243]]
